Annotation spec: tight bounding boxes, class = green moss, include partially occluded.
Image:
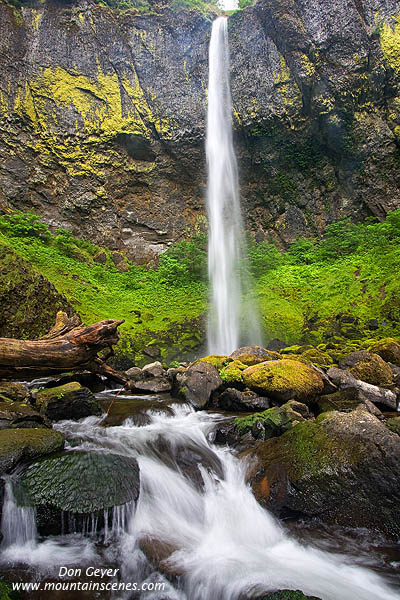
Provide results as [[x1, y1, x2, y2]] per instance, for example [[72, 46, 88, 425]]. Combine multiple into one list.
[[194, 355, 232, 370], [233, 400, 306, 437], [220, 359, 247, 384], [242, 360, 323, 402]]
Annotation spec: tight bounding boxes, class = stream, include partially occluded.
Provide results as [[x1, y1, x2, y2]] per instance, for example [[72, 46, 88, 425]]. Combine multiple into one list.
[[1, 390, 399, 599]]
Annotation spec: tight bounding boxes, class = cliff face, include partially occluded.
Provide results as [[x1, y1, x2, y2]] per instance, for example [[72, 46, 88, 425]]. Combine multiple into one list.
[[0, 0, 399, 259]]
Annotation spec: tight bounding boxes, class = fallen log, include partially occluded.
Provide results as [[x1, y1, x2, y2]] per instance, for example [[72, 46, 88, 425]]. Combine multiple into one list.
[[0, 312, 127, 384]]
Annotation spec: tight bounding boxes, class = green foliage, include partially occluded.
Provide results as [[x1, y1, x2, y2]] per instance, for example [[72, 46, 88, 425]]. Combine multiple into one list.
[[239, 0, 253, 8], [158, 233, 207, 285], [0, 212, 51, 241], [255, 209, 400, 344], [0, 211, 207, 360], [247, 240, 282, 277]]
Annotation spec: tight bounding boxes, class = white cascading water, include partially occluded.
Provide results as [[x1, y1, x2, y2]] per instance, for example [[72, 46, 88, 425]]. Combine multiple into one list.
[[2, 404, 394, 599], [206, 17, 261, 355]]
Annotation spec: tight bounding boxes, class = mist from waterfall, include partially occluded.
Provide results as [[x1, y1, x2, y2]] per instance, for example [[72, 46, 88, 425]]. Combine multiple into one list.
[[206, 16, 261, 355]]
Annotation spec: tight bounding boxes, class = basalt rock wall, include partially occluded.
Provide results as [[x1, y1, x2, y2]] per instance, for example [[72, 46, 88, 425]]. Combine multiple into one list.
[[0, 0, 399, 260]]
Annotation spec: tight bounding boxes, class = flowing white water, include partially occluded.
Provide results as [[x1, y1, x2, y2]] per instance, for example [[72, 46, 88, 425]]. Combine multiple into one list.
[[206, 17, 261, 355], [4, 404, 391, 600]]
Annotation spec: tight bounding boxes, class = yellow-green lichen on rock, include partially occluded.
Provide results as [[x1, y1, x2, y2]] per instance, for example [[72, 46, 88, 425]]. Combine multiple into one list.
[[1, 64, 173, 177], [242, 359, 324, 403], [380, 12, 400, 74]]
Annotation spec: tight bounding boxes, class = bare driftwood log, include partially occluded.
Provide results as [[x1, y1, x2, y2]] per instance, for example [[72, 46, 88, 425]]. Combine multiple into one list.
[[0, 312, 126, 384]]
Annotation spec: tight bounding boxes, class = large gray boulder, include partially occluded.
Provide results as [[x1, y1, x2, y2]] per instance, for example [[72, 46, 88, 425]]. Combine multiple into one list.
[[176, 362, 222, 409]]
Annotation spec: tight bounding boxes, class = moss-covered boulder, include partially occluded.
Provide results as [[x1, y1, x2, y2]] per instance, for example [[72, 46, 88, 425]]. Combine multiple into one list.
[[242, 360, 324, 404], [0, 382, 29, 403], [234, 401, 309, 440], [249, 410, 400, 538], [35, 382, 102, 421], [386, 417, 400, 436], [230, 346, 280, 366], [0, 401, 49, 430], [20, 451, 139, 514], [367, 338, 400, 367], [0, 428, 64, 474], [296, 348, 334, 368], [339, 351, 393, 386]]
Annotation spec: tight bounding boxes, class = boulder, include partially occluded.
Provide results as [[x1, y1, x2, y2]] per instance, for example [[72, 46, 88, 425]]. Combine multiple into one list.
[[0, 382, 29, 403], [20, 450, 140, 513], [242, 360, 323, 404], [249, 410, 400, 538], [230, 346, 280, 366], [126, 366, 143, 381], [217, 388, 270, 412], [176, 362, 222, 409], [127, 377, 171, 393], [266, 339, 287, 352], [142, 361, 164, 378], [339, 351, 393, 386], [0, 428, 64, 474], [40, 371, 106, 393], [309, 366, 337, 395], [35, 382, 102, 421], [315, 388, 383, 417], [326, 368, 397, 410], [0, 401, 50, 430], [368, 338, 400, 366], [233, 401, 309, 441]]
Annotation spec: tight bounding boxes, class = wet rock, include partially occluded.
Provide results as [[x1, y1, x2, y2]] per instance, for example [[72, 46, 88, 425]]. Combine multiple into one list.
[[230, 346, 280, 366], [0, 382, 29, 403], [315, 388, 382, 417], [242, 360, 324, 404], [93, 251, 107, 264], [20, 450, 139, 514], [368, 338, 400, 367], [126, 366, 143, 381], [40, 371, 106, 393], [219, 360, 247, 387], [194, 355, 232, 370], [128, 377, 171, 393], [176, 362, 222, 409], [0, 401, 50, 430], [142, 361, 165, 378], [35, 382, 102, 421], [143, 346, 161, 359], [234, 401, 309, 441], [249, 410, 400, 538], [339, 351, 393, 386], [326, 367, 358, 388], [217, 388, 270, 412], [326, 367, 398, 410], [0, 428, 64, 474]]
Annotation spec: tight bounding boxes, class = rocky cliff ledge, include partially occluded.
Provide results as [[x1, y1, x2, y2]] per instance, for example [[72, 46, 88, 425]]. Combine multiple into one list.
[[0, 0, 399, 260]]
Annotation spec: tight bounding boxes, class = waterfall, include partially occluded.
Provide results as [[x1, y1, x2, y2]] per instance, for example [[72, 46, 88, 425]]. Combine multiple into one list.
[[206, 17, 261, 355], [1, 478, 37, 548]]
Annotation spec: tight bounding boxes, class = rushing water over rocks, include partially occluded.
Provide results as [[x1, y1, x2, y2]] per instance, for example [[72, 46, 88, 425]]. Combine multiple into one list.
[[206, 17, 261, 355], [1, 394, 398, 599]]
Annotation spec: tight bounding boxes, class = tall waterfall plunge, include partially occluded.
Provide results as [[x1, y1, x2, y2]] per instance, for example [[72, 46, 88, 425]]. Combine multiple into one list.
[[206, 17, 261, 355]]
